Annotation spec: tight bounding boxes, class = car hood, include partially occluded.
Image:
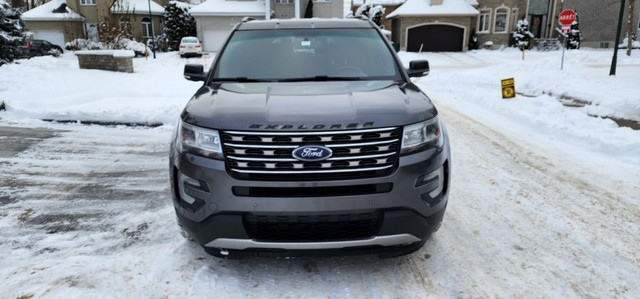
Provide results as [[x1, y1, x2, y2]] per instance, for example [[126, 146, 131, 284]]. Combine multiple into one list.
[[181, 81, 437, 131]]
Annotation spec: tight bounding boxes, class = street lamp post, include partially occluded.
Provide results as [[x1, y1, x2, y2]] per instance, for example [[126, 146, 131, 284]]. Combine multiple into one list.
[[610, 0, 626, 75], [148, 0, 156, 59]]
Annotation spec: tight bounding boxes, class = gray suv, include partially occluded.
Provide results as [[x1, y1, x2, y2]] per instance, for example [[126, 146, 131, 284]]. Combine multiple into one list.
[[170, 17, 451, 258]]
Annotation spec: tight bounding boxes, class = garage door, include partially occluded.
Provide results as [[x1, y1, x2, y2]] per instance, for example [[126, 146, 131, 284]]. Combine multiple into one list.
[[202, 30, 231, 53], [32, 30, 65, 49], [407, 25, 464, 52]]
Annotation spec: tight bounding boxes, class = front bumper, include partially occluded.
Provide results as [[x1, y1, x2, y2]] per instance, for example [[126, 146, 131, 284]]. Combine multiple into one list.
[[179, 49, 202, 56], [170, 135, 451, 257]]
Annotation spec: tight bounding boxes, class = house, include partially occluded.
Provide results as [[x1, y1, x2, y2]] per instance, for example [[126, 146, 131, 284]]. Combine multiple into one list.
[[22, 0, 168, 49], [386, 0, 535, 52], [549, 0, 640, 48], [471, 0, 528, 48], [190, 0, 345, 52]]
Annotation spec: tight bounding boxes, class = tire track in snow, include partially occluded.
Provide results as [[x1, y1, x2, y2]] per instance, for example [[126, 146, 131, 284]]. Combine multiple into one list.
[[0, 124, 172, 255]]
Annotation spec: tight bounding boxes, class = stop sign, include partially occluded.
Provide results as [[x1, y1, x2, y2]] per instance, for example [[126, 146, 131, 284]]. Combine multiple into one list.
[[558, 9, 577, 26]]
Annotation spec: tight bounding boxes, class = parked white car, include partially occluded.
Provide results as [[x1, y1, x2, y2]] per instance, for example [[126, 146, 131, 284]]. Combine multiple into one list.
[[179, 37, 202, 57]]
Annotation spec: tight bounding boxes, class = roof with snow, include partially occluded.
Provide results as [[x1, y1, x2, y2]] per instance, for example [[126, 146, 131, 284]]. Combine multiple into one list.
[[190, 0, 267, 17], [386, 0, 479, 19], [111, 0, 165, 15], [352, 0, 406, 7], [21, 0, 85, 21]]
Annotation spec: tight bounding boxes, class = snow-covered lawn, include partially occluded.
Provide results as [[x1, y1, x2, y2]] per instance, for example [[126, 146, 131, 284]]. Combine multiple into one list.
[[1, 48, 639, 297]]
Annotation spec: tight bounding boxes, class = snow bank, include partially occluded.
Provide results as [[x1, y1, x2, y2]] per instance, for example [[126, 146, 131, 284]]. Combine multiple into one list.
[[399, 48, 640, 165]]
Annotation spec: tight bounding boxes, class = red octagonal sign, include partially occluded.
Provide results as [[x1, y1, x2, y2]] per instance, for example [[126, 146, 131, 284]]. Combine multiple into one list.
[[559, 9, 577, 26]]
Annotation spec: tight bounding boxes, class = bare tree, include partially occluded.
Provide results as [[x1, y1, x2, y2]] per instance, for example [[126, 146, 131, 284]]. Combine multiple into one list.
[[627, 0, 635, 56]]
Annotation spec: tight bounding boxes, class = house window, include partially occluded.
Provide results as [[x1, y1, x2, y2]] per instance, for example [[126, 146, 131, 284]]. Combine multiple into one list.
[[142, 17, 152, 38], [275, 0, 293, 3], [478, 10, 491, 33], [494, 7, 509, 33], [119, 17, 132, 32], [80, 0, 96, 5]]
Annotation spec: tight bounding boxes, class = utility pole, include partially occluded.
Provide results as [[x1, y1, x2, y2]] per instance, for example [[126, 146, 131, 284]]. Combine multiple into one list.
[[610, 0, 626, 75]]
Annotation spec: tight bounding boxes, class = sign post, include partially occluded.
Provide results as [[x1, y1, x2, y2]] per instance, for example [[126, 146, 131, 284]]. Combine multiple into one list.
[[558, 9, 576, 70]]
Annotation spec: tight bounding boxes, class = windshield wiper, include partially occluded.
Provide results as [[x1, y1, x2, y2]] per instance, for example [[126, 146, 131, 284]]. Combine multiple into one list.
[[278, 76, 364, 82], [212, 77, 273, 82]]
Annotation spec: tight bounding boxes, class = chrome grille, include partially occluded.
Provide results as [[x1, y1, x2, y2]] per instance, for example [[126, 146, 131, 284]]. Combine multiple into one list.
[[222, 127, 401, 180]]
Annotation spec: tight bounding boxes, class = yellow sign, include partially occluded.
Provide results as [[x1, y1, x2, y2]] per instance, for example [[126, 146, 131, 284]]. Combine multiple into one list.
[[501, 78, 516, 99]]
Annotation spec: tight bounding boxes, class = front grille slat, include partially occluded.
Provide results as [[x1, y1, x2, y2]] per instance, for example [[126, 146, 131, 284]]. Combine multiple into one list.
[[222, 127, 401, 181]]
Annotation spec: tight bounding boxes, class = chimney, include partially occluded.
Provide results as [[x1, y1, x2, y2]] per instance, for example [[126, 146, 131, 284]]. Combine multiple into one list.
[[431, 0, 443, 5]]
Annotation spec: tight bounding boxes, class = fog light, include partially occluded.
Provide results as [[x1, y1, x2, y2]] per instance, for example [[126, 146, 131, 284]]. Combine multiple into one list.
[[178, 173, 198, 204], [416, 166, 444, 198]]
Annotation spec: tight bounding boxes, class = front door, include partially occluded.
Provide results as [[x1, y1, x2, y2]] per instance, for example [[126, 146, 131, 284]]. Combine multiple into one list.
[[530, 15, 543, 38], [85, 23, 99, 42]]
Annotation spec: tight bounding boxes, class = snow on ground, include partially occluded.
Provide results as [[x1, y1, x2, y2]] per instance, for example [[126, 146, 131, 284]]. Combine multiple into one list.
[[0, 52, 209, 125], [1, 48, 640, 297], [399, 48, 640, 169]]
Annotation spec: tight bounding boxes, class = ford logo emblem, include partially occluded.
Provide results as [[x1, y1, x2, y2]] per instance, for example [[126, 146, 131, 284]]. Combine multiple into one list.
[[292, 145, 333, 162]]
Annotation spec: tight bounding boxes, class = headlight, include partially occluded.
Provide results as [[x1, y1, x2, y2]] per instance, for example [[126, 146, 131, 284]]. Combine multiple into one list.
[[400, 117, 443, 155], [177, 121, 223, 159]]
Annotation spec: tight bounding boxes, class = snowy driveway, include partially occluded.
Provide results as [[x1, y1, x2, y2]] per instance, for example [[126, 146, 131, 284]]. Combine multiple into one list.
[[1, 106, 639, 298], [1, 50, 639, 297]]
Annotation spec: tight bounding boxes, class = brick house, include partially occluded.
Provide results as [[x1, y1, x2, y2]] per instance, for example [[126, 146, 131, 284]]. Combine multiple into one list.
[[387, 0, 528, 52], [22, 0, 168, 49], [549, 0, 640, 48]]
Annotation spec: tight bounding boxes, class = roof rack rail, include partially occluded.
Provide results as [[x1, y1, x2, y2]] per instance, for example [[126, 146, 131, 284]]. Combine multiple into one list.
[[241, 17, 255, 22]]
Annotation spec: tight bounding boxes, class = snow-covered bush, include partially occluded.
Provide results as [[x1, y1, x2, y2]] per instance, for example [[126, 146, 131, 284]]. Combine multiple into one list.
[[355, 4, 385, 28], [468, 28, 479, 50], [1, 0, 28, 66], [511, 19, 534, 50], [66, 38, 103, 51], [567, 14, 581, 50], [66, 37, 147, 56], [163, 1, 196, 51], [147, 34, 168, 52], [98, 21, 133, 49]]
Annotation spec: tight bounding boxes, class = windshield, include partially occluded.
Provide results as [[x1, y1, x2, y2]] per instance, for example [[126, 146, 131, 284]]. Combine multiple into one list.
[[213, 28, 402, 81]]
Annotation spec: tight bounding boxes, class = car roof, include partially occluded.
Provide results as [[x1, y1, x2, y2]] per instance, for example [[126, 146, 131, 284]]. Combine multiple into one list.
[[236, 18, 375, 31]]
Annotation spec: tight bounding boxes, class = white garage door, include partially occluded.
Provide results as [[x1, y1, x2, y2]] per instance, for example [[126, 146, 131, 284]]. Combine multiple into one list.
[[202, 30, 231, 53], [33, 30, 65, 49]]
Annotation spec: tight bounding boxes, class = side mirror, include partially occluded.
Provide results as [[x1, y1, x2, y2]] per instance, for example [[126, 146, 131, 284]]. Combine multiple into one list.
[[184, 64, 207, 81], [408, 60, 430, 77]]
